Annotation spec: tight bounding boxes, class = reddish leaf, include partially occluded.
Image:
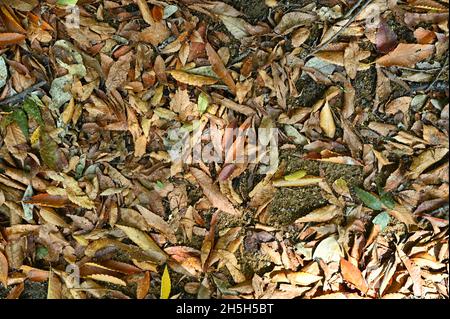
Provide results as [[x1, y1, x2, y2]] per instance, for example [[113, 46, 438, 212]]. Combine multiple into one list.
[[23, 194, 70, 208], [205, 43, 236, 94], [376, 19, 398, 54], [0, 32, 26, 46]]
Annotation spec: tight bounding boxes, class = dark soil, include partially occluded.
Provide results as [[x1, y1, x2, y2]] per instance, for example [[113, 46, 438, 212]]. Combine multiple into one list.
[[266, 151, 364, 225]]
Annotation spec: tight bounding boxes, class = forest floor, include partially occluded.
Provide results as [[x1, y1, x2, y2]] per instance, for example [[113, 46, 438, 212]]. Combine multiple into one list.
[[0, 0, 448, 299]]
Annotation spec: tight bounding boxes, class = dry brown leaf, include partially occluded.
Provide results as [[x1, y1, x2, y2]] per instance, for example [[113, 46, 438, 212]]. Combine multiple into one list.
[[376, 43, 435, 67], [206, 43, 236, 94], [295, 205, 341, 223], [105, 53, 132, 92], [140, 22, 170, 46], [136, 271, 150, 299], [190, 167, 241, 216], [135, 205, 177, 243], [344, 42, 360, 79], [407, 147, 448, 179], [167, 70, 218, 86]]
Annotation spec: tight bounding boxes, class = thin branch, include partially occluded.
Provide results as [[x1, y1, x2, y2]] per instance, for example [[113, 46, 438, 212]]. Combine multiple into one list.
[[425, 54, 449, 93], [0, 81, 47, 107]]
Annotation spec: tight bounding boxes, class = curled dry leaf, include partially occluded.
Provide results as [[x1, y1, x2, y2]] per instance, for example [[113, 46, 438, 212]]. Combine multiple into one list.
[[205, 43, 236, 94], [190, 167, 241, 216]]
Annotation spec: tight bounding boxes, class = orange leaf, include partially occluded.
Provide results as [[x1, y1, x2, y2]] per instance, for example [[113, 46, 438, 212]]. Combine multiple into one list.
[[23, 193, 70, 208], [136, 271, 150, 299], [340, 258, 369, 294], [205, 43, 236, 94], [152, 6, 163, 22], [0, 32, 26, 46], [27, 12, 54, 31], [0, 6, 26, 34]]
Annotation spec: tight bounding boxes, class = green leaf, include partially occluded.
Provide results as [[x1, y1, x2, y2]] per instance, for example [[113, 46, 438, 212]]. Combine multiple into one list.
[[0, 113, 14, 130], [23, 96, 44, 126], [284, 169, 307, 181], [12, 109, 29, 139], [160, 265, 171, 299], [354, 187, 383, 211], [57, 0, 78, 5], [197, 92, 209, 114], [36, 246, 48, 260], [39, 131, 59, 171], [380, 192, 395, 209], [156, 180, 164, 189], [373, 212, 390, 231]]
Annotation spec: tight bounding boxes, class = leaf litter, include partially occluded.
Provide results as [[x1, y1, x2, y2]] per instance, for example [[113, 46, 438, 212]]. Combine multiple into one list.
[[0, 0, 448, 300]]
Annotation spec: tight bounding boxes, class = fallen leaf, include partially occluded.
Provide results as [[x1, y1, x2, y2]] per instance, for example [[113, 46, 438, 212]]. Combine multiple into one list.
[[206, 43, 236, 94], [340, 258, 368, 294], [319, 101, 336, 138], [295, 205, 341, 223], [376, 43, 435, 67], [190, 167, 241, 216], [167, 70, 218, 86], [160, 265, 171, 299]]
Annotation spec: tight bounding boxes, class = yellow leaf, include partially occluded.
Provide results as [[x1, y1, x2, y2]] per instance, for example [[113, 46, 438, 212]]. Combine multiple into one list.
[[167, 70, 218, 86], [160, 265, 171, 299], [62, 174, 95, 209], [320, 101, 336, 138], [30, 126, 41, 145], [87, 274, 127, 286]]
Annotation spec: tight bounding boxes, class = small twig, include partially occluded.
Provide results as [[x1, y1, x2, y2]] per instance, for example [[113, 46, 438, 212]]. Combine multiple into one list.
[[307, 0, 373, 57], [0, 81, 47, 107], [425, 55, 449, 93]]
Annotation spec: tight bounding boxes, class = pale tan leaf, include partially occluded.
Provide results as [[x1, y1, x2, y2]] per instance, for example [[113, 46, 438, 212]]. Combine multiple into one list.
[[0, 251, 8, 287], [295, 205, 341, 223], [319, 101, 336, 138]]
